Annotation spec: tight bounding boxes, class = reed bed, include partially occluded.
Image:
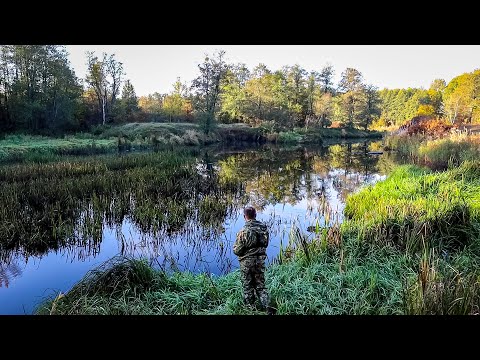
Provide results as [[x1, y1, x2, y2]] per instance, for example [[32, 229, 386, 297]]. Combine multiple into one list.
[[0, 150, 245, 261]]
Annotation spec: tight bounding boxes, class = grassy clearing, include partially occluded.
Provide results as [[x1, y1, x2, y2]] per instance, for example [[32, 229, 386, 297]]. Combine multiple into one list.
[[0, 134, 117, 162]]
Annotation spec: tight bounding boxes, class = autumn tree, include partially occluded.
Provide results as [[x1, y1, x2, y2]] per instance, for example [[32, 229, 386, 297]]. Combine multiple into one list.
[[162, 78, 193, 122]]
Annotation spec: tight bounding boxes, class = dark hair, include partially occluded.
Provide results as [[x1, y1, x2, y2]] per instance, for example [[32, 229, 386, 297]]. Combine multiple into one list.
[[244, 206, 256, 219]]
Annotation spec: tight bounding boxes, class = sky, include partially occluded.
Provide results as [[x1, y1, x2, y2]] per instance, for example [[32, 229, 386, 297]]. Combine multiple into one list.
[[65, 45, 480, 97]]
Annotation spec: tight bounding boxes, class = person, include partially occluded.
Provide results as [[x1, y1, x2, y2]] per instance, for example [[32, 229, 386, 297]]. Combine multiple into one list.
[[233, 206, 275, 314]]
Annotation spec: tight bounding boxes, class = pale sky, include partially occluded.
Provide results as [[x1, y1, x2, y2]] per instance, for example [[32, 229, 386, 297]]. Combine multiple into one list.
[[65, 45, 480, 97]]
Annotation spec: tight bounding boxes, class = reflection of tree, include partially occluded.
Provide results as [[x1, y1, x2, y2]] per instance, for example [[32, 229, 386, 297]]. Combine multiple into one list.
[[0, 152, 246, 262], [216, 142, 386, 209], [0, 260, 22, 288], [325, 141, 388, 202]]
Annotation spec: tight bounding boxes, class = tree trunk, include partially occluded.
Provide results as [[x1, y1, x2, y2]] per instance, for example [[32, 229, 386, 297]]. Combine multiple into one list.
[[102, 97, 106, 125]]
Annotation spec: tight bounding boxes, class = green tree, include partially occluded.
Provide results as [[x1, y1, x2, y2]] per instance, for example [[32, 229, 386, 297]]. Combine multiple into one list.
[[319, 64, 335, 94], [86, 52, 125, 125], [191, 50, 229, 134], [361, 84, 381, 130], [282, 64, 308, 126], [0, 45, 82, 133], [219, 66, 249, 123], [337, 68, 365, 128], [118, 79, 139, 122], [163, 78, 193, 122]]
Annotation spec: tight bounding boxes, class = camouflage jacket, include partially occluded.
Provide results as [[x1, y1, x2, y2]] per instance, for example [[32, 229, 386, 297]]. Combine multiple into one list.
[[233, 219, 269, 261]]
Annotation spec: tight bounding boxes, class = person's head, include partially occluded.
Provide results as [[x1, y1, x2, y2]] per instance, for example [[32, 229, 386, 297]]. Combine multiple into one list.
[[243, 206, 256, 221]]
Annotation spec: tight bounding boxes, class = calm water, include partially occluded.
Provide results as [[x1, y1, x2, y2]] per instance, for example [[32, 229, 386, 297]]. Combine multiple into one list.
[[0, 141, 393, 314]]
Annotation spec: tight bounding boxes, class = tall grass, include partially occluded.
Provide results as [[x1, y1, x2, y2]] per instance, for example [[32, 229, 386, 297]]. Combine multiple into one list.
[[343, 161, 480, 252], [35, 158, 480, 315], [418, 136, 480, 169], [384, 133, 480, 170], [0, 150, 245, 260]]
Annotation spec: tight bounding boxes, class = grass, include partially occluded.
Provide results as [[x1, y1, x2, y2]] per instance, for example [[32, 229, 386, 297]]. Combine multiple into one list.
[[267, 127, 383, 144], [37, 227, 480, 315], [100, 122, 264, 146], [0, 150, 246, 260], [0, 124, 384, 163], [384, 132, 480, 170], [36, 243, 410, 315], [0, 134, 117, 162], [343, 161, 480, 252], [34, 155, 480, 315]]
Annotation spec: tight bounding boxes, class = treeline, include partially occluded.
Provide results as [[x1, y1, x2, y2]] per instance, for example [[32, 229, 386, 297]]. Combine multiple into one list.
[[377, 70, 480, 127], [0, 45, 141, 134], [0, 46, 382, 134], [1, 46, 479, 135]]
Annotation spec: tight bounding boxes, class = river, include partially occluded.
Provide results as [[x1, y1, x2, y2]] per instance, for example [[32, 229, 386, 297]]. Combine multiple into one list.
[[0, 140, 395, 314]]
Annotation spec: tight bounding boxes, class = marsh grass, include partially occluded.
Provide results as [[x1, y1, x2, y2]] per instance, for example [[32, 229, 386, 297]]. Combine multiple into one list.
[[385, 133, 480, 170], [403, 248, 480, 315], [37, 241, 410, 315], [36, 157, 480, 315], [343, 161, 480, 252], [0, 150, 245, 260]]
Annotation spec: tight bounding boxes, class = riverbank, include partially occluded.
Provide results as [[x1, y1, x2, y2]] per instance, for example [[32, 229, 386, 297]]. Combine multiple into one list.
[[36, 160, 480, 315], [0, 123, 383, 163], [384, 132, 480, 169]]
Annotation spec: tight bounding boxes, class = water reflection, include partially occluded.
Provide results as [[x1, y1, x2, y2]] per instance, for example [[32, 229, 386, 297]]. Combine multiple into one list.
[[0, 140, 392, 314], [0, 257, 23, 288]]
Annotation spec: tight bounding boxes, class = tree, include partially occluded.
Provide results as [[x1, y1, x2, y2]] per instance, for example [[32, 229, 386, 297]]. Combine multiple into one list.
[[0, 45, 82, 133], [252, 63, 270, 78], [305, 71, 319, 118], [119, 80, 139, 122], [361, 84, 381, 130], [283, 65, 308, 126], [337, 68, 365, 128], [430, 79, 446, 92], [443, 72, 475, 124], [338, 68, 363, 93], [319, 64, 335, 94], [191, 50, 229, 134], [85, 52, 124, 125], [314, 93, 333, 128], [162, 78, 193, 122]]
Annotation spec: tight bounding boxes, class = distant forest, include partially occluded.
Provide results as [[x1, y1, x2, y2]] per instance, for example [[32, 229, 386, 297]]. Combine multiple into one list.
[[1, 45, 479, 134]]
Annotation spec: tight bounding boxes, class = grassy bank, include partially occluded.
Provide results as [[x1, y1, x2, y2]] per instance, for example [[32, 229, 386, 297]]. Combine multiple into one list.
[[36, 161, 480, 315], [101, 122, 382, 145], [268, 127, 383, 144], [344, 161, 480, 251], [0, 124, 383, 163], [0, 134, 117, 163], [384, 132, 480, 169]]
